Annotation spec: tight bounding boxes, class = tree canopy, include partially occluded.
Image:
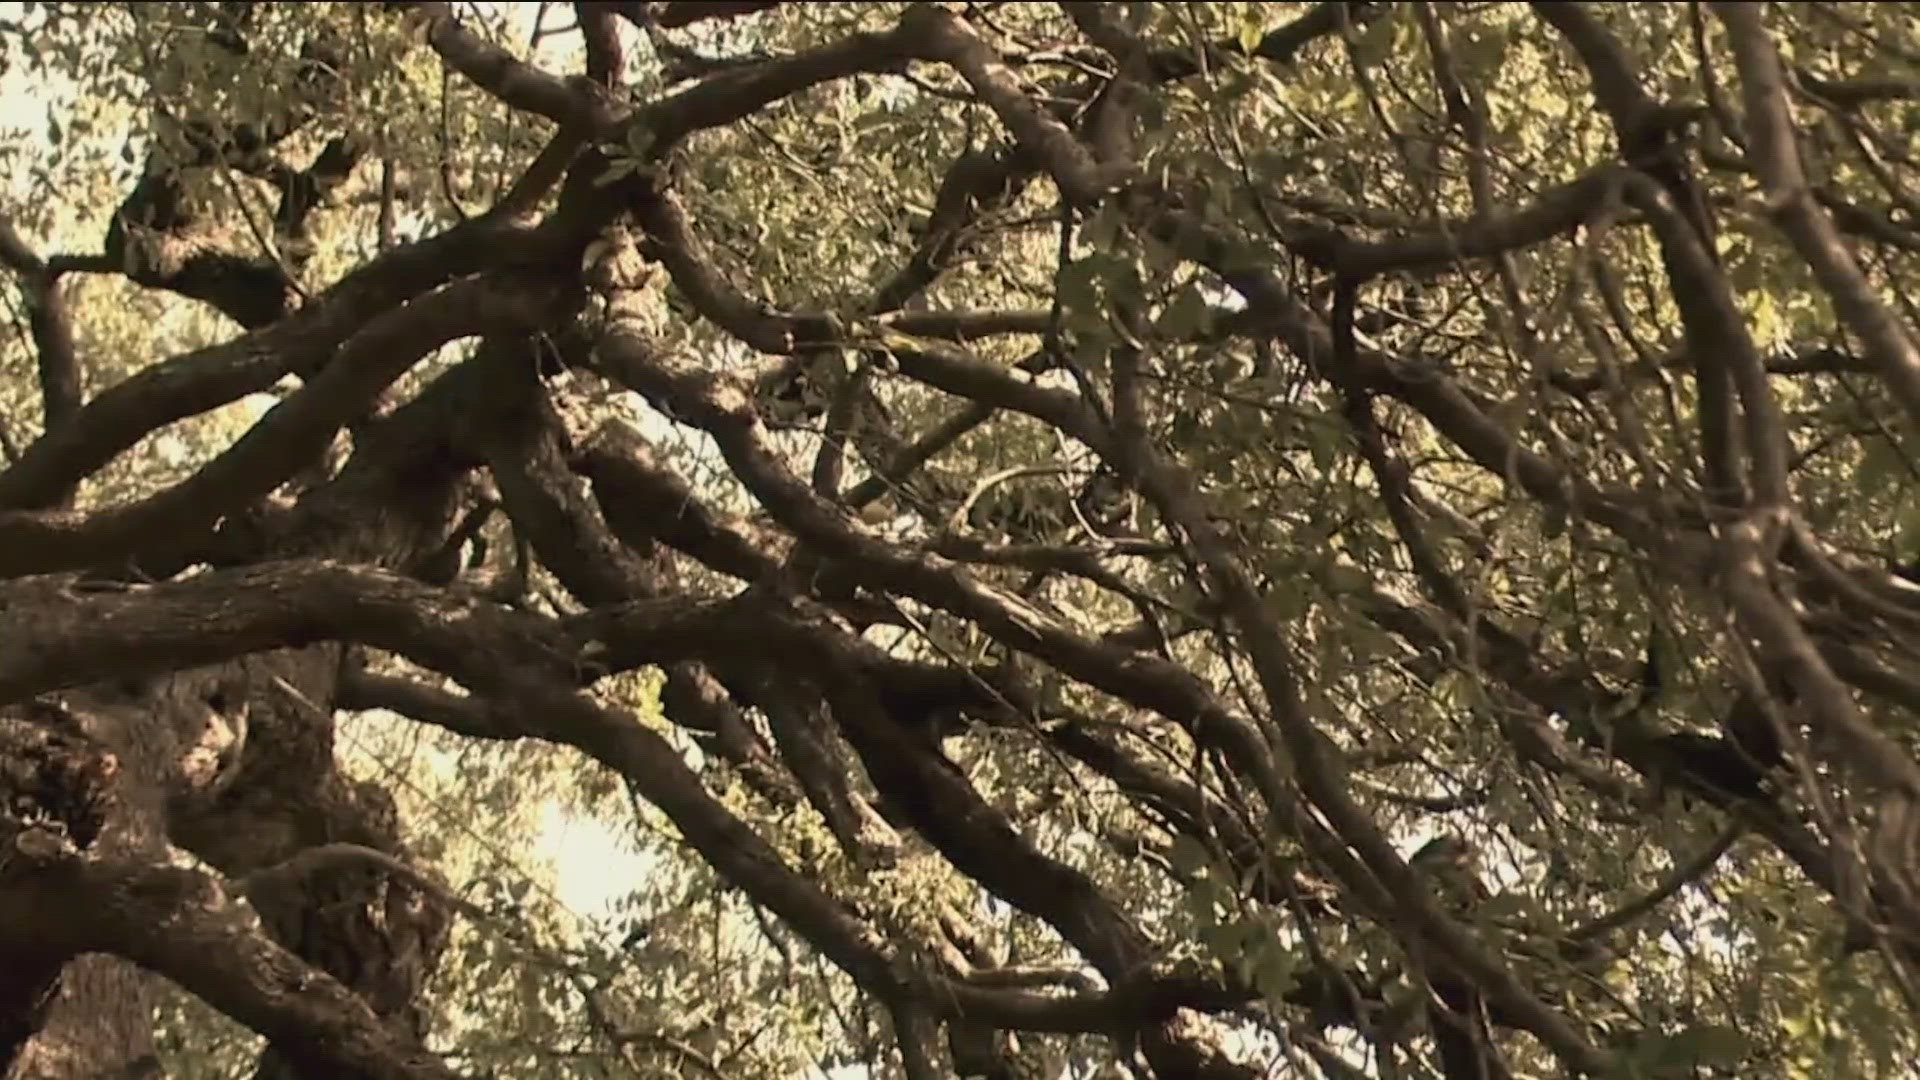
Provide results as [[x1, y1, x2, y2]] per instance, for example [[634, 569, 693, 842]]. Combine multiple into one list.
[[5, 2, 1920, 1077]]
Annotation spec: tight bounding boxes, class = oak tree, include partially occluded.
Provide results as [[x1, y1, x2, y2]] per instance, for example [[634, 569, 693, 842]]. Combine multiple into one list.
[[4, 2, 1920, 1077]]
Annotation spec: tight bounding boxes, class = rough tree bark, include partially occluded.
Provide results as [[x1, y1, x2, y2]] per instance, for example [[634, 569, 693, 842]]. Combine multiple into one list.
[[0, 9, 574, 1077], [8, 3, 1920, 1078]]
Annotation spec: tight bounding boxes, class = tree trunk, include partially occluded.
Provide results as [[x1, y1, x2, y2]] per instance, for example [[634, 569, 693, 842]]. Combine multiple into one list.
[[0, 238, 486, 1080]]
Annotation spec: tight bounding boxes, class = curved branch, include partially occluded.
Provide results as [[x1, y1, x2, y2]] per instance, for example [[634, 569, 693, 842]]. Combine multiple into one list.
[[0, 840, 466, 1080], [1712, 2, 1920, 434], [900, 6, 1109, 206], [0, 560, 729, 704], [641, 21, 917, 149], [576, 2, 626, 89], [0, 214, 546, 513], [870, 144, 1039, 312], [629, 184, 829, 353], [0, 276, 558, 578], [338, 667, 520, 739], [1567, 819, 1743, 941], [402, 1, 622, 134], [574, 419, 788, 582], [591, 322, 1247, 745], [1313, 166, 1629, 279], [818, 672, 1155, 980], [0, 218, 82, 445]]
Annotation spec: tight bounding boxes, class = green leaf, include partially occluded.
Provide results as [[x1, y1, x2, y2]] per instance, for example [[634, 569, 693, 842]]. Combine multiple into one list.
[[1475, 893, 1529, 924], [1679, 1026, 1750, 1065], [1155, 284, 1211, 339], [1237, 16, 1264, 56], [594, 158, 639, 187], [1200, 920, 1251, 957], [1320, 563, 1372, 595], [1857, 432, 1914, 499], [1455, 25, 1511, 76], [1621, 1025, 1751, 1078], [1250, 943, 1298, 1000], [1056, 257, 1103, 315], [1542, 502, 1569, 540], [1349, 17, 1397, 69], [625, 122, 655, 158], [1168, 835, 1212, 875]]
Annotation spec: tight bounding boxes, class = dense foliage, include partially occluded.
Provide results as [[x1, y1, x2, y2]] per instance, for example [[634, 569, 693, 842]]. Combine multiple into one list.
[[4, 2, 1920, 1077]]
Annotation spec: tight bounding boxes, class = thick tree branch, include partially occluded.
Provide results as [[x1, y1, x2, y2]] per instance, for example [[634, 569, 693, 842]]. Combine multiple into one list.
[[818, 672, 1155, 980], [870, 144, 1039, 313], [0, 555, 1265, 1041], [1712, 2, 1920, 435], [1532, 3, 1742, 499], [402, 2, 622, 134], [900, 6, 1110, 206], [0, 213, 547, 513], [575, 419, 789, 582], [460, 341, 667, 606], [0, 276, 558, 577], [1616, 169, 1789, 504], [0, 839, 466, 1080], [591, 323, 1249, 747], [337, 668, 523, 741], [1299, 166, 1630, 279], [641, 21, 916, 149], [1108, 334, 1616, 1077], [576, 2, 627, 88], [0, 218, 82, 443], [0, 562, 626, 702]]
